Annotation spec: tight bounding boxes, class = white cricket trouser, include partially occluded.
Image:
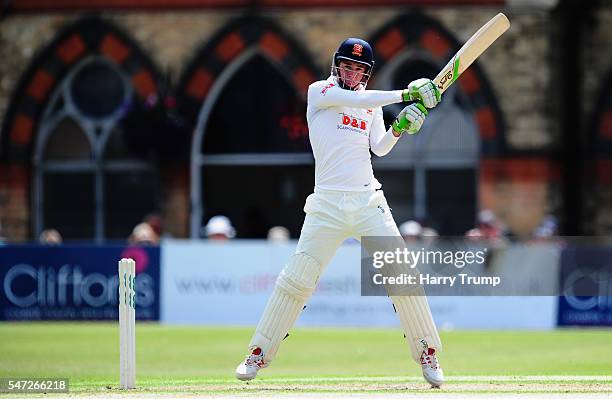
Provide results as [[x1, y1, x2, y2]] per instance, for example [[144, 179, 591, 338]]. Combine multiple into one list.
[[249, 188, 442, 363]]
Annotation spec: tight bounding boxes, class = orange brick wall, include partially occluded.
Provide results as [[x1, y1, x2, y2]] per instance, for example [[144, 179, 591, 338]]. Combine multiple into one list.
[[0, 165, 30, 241]]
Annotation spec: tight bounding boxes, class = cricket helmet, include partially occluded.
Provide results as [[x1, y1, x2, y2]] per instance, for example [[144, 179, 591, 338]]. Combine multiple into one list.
[[331, 38, 375, 89]]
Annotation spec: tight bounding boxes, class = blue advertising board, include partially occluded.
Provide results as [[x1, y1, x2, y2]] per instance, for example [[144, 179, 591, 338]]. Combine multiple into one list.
[[557, 246, 612, 326], [0, 245, 160, 320]]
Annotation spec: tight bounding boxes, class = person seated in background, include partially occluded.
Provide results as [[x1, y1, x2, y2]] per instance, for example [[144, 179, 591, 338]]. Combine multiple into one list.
[[128, 222, 160, 245], [399, 220, 422, 243], [267, 226, 290, 242], [203, 215, 235, 241], [465, 209, 504, 242], [39, 228, 62, 245], [531, 215, 558, 242], [144, 213, 164, 239], [421, 226, 439, 245]]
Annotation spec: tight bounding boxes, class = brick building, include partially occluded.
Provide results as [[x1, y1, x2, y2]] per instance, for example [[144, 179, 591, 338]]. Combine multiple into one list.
[[0, 0, 611, 241]]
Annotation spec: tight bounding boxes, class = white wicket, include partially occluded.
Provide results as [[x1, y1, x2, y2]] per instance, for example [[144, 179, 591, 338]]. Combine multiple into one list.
[[119, 258, 136, 389]]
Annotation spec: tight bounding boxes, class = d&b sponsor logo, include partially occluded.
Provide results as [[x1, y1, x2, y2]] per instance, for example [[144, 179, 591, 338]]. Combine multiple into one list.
[[340, 114, 367, 131]]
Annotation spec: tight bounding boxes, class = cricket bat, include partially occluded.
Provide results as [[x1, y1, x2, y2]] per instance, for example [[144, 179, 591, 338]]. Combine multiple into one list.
[[434, 13, 510, 95]]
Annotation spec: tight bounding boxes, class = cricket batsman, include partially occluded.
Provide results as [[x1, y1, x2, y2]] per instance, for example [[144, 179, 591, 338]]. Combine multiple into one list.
[[236, 38, 444, 387]]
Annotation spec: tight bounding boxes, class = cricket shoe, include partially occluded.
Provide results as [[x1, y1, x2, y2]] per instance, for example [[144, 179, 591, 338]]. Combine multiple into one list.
[[235, 347, 268, 381], [420, 347, 444, 387]]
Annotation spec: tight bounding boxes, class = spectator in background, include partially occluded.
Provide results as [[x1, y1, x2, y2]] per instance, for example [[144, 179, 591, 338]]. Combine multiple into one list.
[[144, 213, 164, 238], [465, 209, 509, 251], [532, 215, 558, 241], [39, 228, 62, 245], [421, 226, 439, 245], [465, 209, 502, 240], [128, 222, 160, 245], [203, 215, 235, 241], [399, 220, 422, 242], [465, 227, 484, 240], [267, 226, 290, 242]]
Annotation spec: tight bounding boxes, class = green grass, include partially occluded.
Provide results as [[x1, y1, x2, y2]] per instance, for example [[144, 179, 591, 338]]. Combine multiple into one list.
[[0, 323, 611, 395]]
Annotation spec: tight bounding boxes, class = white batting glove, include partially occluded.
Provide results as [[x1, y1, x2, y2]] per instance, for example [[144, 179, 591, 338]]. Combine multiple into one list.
[[402, 78, 441, 109], [392, 103, 428, 136]]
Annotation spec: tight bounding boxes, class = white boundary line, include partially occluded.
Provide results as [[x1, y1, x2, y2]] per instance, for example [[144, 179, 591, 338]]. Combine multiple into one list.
[[194, 376, 612, 384]]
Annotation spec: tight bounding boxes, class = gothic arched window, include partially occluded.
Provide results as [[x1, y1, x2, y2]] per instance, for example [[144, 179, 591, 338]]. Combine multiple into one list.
[[181, 18, 320, 238], [34, 56, 159, 241]]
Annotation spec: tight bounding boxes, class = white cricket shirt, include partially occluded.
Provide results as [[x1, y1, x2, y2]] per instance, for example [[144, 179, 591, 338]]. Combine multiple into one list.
[[307, 76, 405, 191]]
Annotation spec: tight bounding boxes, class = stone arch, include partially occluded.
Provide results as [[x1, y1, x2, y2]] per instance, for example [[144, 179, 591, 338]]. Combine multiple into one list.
[[0, 16, 164, 240], [364, 12, 508, 233], [176, 15, 321, 128], [177, 15, 322, 238], [368, 11, 506, 156], [1, 16, 163, 164]]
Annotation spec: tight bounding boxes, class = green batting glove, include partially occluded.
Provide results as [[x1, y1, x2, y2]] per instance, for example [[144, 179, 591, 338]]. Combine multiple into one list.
[[392, 103, 428, 135], [402, 78, 441, 108]]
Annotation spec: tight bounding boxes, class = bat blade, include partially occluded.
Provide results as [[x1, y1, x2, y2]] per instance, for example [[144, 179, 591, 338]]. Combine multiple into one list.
[[434, 13, 510, 95]]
